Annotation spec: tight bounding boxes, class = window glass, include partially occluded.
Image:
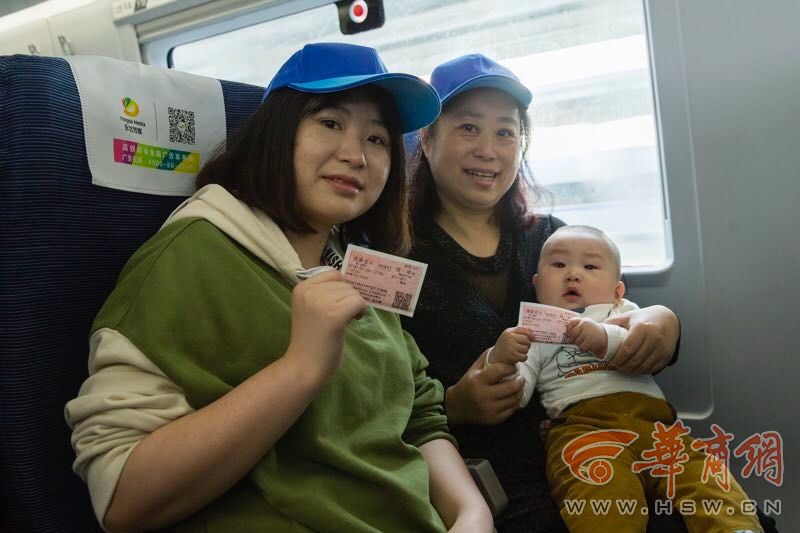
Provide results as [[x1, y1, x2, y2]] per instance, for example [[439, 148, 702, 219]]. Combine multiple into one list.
[[171, 0, 667, 269]]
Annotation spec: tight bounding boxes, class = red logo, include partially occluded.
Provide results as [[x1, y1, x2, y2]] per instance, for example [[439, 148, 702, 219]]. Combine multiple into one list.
[[691, 423, 734, 492], [561, 421, 785, 493], [632, 420, 691, 499], [562, 429, 639, 485], [349, 0, 368, 23], [734, 431, 784, 487]]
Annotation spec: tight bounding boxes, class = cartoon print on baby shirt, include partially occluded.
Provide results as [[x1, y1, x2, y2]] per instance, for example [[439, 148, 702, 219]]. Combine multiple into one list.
[[555, 345, 614, 379]]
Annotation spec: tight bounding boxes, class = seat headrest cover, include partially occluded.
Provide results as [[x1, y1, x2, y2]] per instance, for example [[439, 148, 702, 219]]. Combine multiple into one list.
[[65, 56, 227, 197]]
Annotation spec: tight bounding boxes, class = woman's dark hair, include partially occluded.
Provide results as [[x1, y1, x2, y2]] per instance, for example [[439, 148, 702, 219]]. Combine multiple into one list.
[[196, 85, 409, 255], [408, 89, 551, 232]]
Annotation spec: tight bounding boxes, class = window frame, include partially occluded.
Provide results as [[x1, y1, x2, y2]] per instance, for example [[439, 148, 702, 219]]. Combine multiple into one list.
[[140, 0, 710, 417]]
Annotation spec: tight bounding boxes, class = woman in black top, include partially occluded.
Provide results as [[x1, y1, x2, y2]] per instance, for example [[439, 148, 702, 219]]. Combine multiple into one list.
[[401, 54, 681, 532]]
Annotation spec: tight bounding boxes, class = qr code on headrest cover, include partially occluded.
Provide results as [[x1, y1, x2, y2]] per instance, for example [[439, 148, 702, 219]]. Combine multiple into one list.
[[168, 107, 196, 145]]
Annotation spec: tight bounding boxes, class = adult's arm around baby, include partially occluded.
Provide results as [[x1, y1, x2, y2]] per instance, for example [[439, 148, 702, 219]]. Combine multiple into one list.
[[604, 305, 679, 375]]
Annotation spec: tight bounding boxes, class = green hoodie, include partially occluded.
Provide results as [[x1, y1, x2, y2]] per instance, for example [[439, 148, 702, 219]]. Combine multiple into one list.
[[90, 185, 453, 532]]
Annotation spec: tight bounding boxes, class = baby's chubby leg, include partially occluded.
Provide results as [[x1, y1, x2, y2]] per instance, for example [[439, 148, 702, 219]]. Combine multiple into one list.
[[543, 401, 650, 533], [652, 434, 763, 533]]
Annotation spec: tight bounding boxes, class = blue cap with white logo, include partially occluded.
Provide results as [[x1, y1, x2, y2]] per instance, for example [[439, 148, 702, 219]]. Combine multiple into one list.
[[262, 42, 440, 133], [430, 54, 532, 108]]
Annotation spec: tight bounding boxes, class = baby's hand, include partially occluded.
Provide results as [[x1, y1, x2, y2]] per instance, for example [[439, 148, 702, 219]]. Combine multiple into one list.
[[489, 327, 535, 365], [566, 318, 608, 358]]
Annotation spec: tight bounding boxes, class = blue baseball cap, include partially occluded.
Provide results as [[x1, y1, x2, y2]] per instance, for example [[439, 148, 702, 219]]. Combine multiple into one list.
[[430, 54, 532, 108], [262, 43, 440, 133]]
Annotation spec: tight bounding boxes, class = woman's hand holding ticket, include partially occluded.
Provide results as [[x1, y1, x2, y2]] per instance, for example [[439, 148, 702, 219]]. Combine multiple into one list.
[[286, 270, 367, 384]]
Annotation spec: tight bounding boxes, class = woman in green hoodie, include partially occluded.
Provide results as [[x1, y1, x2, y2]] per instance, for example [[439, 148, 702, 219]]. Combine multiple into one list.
[[66, 43, 492, 533]]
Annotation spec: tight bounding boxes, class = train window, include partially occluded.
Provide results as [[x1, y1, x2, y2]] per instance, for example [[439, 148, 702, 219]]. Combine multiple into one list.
[[171, 0, 668, 270]]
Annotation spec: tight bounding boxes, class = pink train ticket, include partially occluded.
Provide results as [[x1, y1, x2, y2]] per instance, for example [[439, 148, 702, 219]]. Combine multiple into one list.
[[518, 302, 580, 344], [341, 245, 428, 317]]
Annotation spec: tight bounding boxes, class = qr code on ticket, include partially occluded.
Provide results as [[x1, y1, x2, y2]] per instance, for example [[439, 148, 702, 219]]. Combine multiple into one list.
[[168, 107, 196, 145], [391, 291, 412, 311]]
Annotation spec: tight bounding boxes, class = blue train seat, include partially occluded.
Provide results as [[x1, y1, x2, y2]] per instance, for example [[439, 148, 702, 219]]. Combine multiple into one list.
[[0, 54, 262, 532]]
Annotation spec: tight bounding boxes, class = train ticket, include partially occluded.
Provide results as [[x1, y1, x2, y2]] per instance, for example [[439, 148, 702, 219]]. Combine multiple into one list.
[[341, 245, 428, 317], [518, 302, 580, 344]]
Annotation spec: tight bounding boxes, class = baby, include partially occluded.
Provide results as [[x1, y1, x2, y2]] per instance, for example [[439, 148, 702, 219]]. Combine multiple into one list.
[[487, 225, 762, 532]]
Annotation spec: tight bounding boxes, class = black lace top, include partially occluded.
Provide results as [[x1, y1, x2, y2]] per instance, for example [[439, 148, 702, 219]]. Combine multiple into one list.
[[403, 214, 568, 532], [424, 222, 513, 312]]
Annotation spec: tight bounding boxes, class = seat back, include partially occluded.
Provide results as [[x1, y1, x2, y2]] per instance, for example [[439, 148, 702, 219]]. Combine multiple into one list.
[[0, 54, 262, 532]]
